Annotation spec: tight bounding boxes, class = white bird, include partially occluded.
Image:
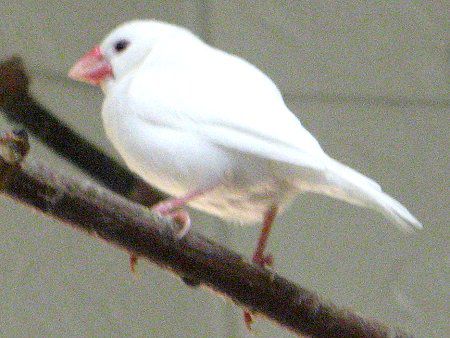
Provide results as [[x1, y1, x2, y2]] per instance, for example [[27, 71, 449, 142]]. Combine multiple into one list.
[[69, 19, 422, 327]]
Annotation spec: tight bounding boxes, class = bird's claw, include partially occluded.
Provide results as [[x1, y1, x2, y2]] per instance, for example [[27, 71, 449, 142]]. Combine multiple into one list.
[[170, 209, 191, 239], [128, 208, 190, 275], [253, 253, 274, 268], [152, 207, 191, 239], [243, 255, 273, 331]]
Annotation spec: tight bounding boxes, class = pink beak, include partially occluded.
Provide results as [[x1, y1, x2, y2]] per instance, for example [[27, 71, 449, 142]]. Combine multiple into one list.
[[68, 46, 113, 86]]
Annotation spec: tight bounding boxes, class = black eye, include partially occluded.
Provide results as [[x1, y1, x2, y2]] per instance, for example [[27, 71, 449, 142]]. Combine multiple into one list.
[[114, 40, 129, 53]]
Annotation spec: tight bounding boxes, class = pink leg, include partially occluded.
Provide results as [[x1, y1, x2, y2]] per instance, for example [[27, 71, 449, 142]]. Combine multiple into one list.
[[129, 188, 211, 273], [152, 189, 207, 215], [252, 205, 278, 267], [244, 205, 279, 330]]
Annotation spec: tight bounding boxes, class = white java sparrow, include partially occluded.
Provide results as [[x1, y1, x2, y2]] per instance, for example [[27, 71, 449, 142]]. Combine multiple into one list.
[[69, 19, 422, 268]]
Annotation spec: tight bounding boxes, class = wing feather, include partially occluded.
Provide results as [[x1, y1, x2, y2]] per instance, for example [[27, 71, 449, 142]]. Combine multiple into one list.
[[128, 40, 328, 170]]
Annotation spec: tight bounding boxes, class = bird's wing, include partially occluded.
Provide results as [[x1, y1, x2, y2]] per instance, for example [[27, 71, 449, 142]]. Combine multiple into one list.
[[127, 43, 328, 170]]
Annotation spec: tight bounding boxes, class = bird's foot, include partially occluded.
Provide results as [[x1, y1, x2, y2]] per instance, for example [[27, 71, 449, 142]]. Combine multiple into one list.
[[253, 252, 274, 268], [152, 204, 191, 239], [128, 208, 190, 274], [243, 253, 274, 330], [150, 188, 215, 239], [151, 198, 178, 215], [243, 205, 278, 330], [166, 209, 191, 239]]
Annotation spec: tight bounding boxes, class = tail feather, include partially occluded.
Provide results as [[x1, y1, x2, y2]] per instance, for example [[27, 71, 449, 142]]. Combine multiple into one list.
[[367, 189, 423, 232], [304, 158, 423, 232]]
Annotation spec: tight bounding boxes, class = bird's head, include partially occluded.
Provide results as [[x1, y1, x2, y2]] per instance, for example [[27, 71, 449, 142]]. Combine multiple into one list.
[[68, 20, 193, 88]]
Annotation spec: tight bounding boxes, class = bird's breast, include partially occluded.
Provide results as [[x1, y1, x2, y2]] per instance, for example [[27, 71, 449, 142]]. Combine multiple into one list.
[[101, 100, 232, 197]]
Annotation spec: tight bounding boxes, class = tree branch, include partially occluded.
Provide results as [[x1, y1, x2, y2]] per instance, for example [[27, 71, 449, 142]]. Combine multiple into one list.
[[1, 136, 411, 338], [0, 57, 412, 337]]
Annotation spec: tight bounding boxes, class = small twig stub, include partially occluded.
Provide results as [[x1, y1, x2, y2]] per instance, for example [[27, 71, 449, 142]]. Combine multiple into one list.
[[0, 129, 29, 189]]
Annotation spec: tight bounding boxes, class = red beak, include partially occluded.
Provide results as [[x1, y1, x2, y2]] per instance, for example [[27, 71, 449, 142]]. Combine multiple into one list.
[[68, 46, 113, 86]]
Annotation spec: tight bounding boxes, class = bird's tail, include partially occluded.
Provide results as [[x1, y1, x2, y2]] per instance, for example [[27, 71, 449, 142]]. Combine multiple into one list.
[[299, 158, 423, 232]]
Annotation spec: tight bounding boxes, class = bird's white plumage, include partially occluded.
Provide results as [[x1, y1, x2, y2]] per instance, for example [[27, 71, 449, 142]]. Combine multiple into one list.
[[98, 20, 421, 229], [126, 31, 327, 168]]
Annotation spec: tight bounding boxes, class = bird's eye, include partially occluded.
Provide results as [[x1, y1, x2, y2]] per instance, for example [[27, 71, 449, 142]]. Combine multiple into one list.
[[114, 40, 129, 53]]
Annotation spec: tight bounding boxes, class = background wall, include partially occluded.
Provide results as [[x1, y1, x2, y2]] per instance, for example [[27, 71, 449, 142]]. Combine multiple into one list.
[[0, 1, 448, 337]]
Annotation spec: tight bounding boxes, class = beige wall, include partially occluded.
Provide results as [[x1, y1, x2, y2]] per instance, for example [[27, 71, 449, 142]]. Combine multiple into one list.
[[0, 1, 448, 337]]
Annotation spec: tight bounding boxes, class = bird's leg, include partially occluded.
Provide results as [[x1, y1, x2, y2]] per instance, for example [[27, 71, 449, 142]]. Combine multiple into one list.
[[129, 188, 210, 273], [151, 189, 207, 215], [244, 205, 278, 330], [151, 188, 210, 238], [252, 205, 278, 267]]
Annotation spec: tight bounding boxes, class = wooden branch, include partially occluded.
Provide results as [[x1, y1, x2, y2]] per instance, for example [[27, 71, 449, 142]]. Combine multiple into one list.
[[0, 57, 162, 206], [0, 131, 412, 338]]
